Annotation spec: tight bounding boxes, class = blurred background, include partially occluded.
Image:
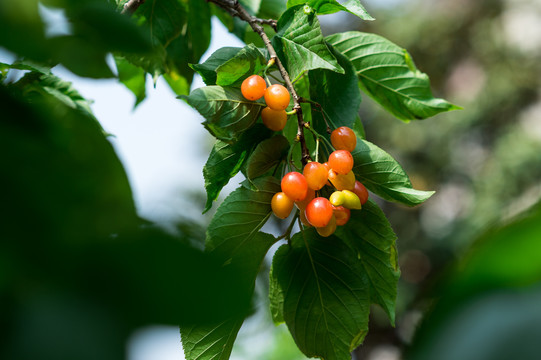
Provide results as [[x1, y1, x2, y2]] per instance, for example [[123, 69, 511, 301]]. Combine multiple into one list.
[[1, 0, 541, 359]]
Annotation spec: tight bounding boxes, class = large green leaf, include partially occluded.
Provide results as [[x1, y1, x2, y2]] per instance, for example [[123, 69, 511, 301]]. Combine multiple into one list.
[[271, 229, 371, 360], [327, 31, 460, 121], [246, 135, 290, 180], [203, 125, 273, 213], [216, 44, 267, 86], [351, 139, 434, 206], [337, 200, 400, 325], [272, 5, 344, 82], [181, 86, 265, 143], [287, 0, 374, 20], [309, 43, 362, 135], [191, 47, 245, 86]]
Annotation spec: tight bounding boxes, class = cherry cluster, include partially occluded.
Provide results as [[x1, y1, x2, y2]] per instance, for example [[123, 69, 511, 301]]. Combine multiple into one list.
[[271, 126, 369, 237], [241, 75, 290, 131]]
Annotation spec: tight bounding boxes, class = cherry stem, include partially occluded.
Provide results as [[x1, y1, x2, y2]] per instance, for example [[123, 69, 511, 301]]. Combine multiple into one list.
[[277, 211, 299, 241], [208, 0, 310, 166]]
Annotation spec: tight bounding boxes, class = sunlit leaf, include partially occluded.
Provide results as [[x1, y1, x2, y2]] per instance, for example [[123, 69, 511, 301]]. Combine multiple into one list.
[[216, 44, 267, 86], [191, 47, 245, 86], [287, 0, 374, 20]]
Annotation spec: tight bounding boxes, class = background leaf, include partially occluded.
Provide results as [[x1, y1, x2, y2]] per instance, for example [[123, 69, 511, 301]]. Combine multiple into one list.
[[271, 229, 371, 360], [337, 200, 400, 325], [351, 138, 435, 206], [203, 125, 273, 213], [181, 86, 265, 143], [273, 5, 344, 81], [327, 31, 460, 121], [246, 135, 290, 180], [115, 56, 147, 107]]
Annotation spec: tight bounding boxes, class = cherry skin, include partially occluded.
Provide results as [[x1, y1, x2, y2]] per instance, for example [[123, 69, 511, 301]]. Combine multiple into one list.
[[316, 214, 337, 237], [328, 150, 354, 175], [271, 192, 294, 219], [303, 161, 328, 190], [353, 180, 369, 205], [328, 170, 355, 191], [342, 190, 362, 210], [241, 75, 267, 101], [305, 197, 333, 227], [295, 188, 315, 210], [264, 84, 290, 111], [331, 126, 357, 152], [332, 205, 351, 226], [261, 107, 287, 131], [281, 172, 308, 202]]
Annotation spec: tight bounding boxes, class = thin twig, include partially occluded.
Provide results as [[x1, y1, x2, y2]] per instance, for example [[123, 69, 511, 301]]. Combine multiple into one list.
[[121, 0, 145, 15], [209, 0, 310, 166]]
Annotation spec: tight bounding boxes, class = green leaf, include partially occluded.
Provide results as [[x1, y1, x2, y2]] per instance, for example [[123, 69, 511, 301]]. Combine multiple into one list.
[[327, 31, 460, 121], [351, 139, 435, 206], [309, 43, 362, 134], [115, 56, 146, 108], [181, 86, 265, 143], [206, 176, 280, 254], [352, 116, 366, 139], [269, 263, 285, 324], [191, 47, 244, 86], [203, 125, 273, 213], [216, 44, 268, 86], [271, 229, 371, 360], [337, 200, 400, 325], [246, 135, 290, 180], [272, 5, 344, 82], [287, 0, 374, 20]]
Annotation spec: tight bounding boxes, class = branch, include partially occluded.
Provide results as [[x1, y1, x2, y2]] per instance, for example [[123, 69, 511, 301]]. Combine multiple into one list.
[[209, 0, 310, 166], [121, 0, 145, 15]]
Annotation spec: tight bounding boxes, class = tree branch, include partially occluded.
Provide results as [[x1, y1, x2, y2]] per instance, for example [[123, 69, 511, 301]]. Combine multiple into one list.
[[121, 0, 145, 15], [209, 0, 310, 166]]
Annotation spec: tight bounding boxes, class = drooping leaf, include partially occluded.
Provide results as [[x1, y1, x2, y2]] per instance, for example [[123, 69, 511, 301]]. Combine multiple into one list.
[[337, 200, 400, 325], [271, 229, 371, 360], [272, 5, 344, 82], [309, 43, 362, 135], [246, 135, 290, 180], [351, 139, 435, 206], [115, 56, 147, 107], [327, 31, 460, 121], [287, 0, 374, 20], [216, 44, 268, 86], [181, 86, 265, 143], [191, 47, 245, 86], [203, 124, 273, 213]]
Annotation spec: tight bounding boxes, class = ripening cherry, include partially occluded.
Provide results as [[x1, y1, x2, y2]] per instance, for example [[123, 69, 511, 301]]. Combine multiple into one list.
[[316, 214, 337, 237], [271, 192, 294, 219], [264, 84, 290, 111], [353, 180, 369, 205], [329, 191, 345, 206], [295, 188, 315, 210], [331, 126, 357, 152], [241, 75, 267, 101], [342, 190, 362, 209], [261, 107, 287, 131], [332, 205, 351, 226], [299, 209, 311, 227], [281, 172, 308, 201], [328, 170, 355, 191], [328, 150, 354, 175], [303, 161, 328, 190], [305, 197, 333, 227]]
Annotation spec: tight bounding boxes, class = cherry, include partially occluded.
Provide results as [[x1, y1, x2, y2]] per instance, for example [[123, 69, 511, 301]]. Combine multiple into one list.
[[332, 205, 351, 226], [271, 192, 294, 219], [328, 150, 354, 175], [295, 188, 315, 210], [342, 190, 362, 209], [281, 172, 308, 201], [329, 191, 345, 206], [261, 107, 287, 131], [264, 84, 290, 111], [316, 214, 337, 237], [303, 161, 328, 190], [328, 170, 355, 191], [331, 126, 357, 152], [353, 180, 369, 205], [241, 75, 267, 101], [305, 197, 333, 227]]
